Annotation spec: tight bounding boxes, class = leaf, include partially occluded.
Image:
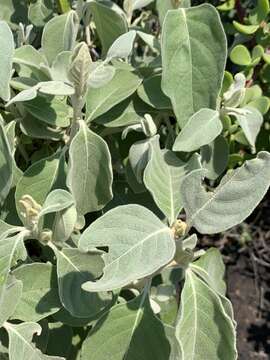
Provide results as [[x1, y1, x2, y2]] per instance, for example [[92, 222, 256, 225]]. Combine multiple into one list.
[[106, 30, 136, 60], [129, 139, 150, 183], [175, 269, 237, 360], [12, 263, 61, 322], [88, 62, 116, 88], [28, 0, 54, 27], [0, 21, 14, 102], [193, 248, 226, 295], [234, 106, 263, 149], [38, 190, 74, 220], [144, 136, 201, 225], [131, 0, 154, 11], [181, 152, 270, 234], [23, 96, 71, 128], [81, 291, 171, 360], [13, 45, 45, 71], [67, 121, 113, 215], [86, 69, 142, 121], [20, 116, 64, 141], [85, 0, 128, 56], [38, 81, 75, 96], [200, 135, 229, 180], [68, 42, 92, 97], [45, 322, 72, 358], [230, 45, 251, 66], [15, 151, 66, 224], [50, 51, 71, 83], [4, 322, 64, 360], [41, 10, 79, 66], [0, 120, 13, 204], [6, 86, 38, 107], [233, 21, 259, 34], [52, 246, 111, 318], [173, 109, 222, 152], [79, 204, 175, 291], [94, 96, 155, 127], [137, 74, 172, 110], [0, 276, 22, 327], [161, 4, 227, 127], [0, 232, 27, 323]]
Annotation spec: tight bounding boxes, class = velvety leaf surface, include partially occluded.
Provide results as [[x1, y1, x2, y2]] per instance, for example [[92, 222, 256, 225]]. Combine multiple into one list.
[[81, 292, 171, 360], [53, 246, 111, 318], [86, 69, 142, 122], [0, 21, 14, 102], [173, 109, 222, 152], [182, 152, 270, 234], [67, 121, 113, 215], [144, 136, 201, 225], [12, 263, 61, 322], [0, 121, 13, 203], [79, 204, 175, 291], [175, 269, 237, 360], [161, 4, 227, 127]]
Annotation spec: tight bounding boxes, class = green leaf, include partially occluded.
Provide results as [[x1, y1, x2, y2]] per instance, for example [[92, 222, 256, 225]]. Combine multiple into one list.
[[248, 96, 270, 115], [15, 151, 66, 223], [200, 135, 229, 180], [129, 139, 150, 184], [50, 51, 71, 83], [52, 246, 111, 318], [23, 96, 71, 128], [88, 62, 116, 88], [161, 4, 227, 127], [86, 69, 142, 122], [68, 42, 92, 97], [249, 0, 269, 24], [106, 30, 136, 60], [137, 74, 172, 110], [28, 0, 54, 27], [175, 269, 237, 360], [230, 45, 252, 66], [233, 21, 259, 35], [181, 152, 270, 234], [4, 322, 64, 360], [94, 96, 155, 128], [38, 81, 75, 96], [193, 248, 226, 295], [0, 232, 27, 324], [79, 204, 175, 291], [85, 0, 128, 56], [234, 106, 263, 149], [173, 109, 222, 152], [0, 120, 13, 204], [13, 45, 45, 71], [0, 21, 14, 102], [20, 116, 64, 141], [81, 291, 171, 360], [12, 263, 61, 322], [144, 136, 201, 225], [0, 276, 22, 327], [67, 121, 113, 215], [41, 10, 79, 66]]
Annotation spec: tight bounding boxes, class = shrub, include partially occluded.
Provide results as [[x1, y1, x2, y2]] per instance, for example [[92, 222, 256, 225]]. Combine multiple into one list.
[[0, 1, 269, 359]]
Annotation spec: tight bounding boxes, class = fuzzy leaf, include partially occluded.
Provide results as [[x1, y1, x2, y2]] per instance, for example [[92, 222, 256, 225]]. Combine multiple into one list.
[[0, 121, 13, 203], [86, 69, 142, 121], [53, 247, 111, 318], [161, 4, 227, 127], [81, 292, 171, 360], [41, 10, 79, 66], [67, 121, 113, 215], [79, 204, 175, 291], [4, 322, 64, 360], [144, 136, 201, 225], [85, 0, 128, 56], [173, 109, 222, 152], [175, 269, 237, 359], [182, 152, 270, 234], [12, 263, 61, 322], [0, 21, 14, 102]]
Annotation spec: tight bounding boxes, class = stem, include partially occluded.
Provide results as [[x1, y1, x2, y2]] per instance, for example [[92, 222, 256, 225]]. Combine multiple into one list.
[[57, 0, 71, 13]]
